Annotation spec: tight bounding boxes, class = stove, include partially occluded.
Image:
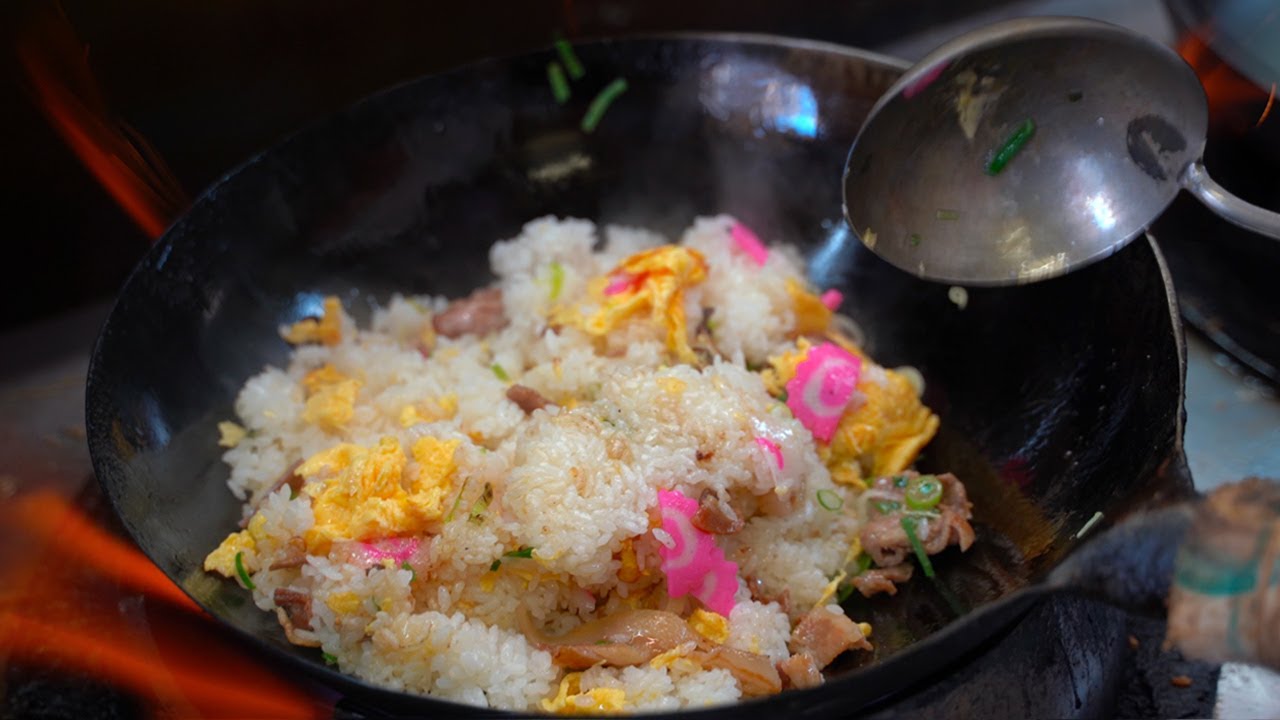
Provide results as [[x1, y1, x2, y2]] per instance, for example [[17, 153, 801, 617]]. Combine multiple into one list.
[[2, 0, 1278, 718]]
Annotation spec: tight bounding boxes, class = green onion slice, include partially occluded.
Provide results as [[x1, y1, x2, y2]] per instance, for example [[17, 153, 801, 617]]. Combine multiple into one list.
[[469, 482, 493, 523], [852, 552, 873, 576], [491, 363, 510, 382], [548, 261, 565, 301], [445, 477, 470, 522], [836, 582, 856, 603], [873, 499, 902, 514], [547, 62, 571, 104], [554, 37, 585, 80], [504, 546, 535, 559], [234, 551, 255, 590], [985, 118, 1036, 176], [401, 560, 417, 582], [489, 559, 501, 572], [581, 78, 628, 133], [816, 488, 844, 511], [935, 208, 960, 221], [900, 516, 936, 579], [322, 652, 338, 666], [905, 474, 943, 510]]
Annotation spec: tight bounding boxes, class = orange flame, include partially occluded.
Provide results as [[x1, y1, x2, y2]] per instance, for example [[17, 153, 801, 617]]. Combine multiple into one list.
[[1176, 31, 1275, 132], [15, 5, 187, 241], [0, 491, 329, 719]]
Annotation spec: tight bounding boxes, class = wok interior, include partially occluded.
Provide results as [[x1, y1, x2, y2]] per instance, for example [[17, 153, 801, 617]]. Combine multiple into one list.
[[86, 37, 1185, 715]]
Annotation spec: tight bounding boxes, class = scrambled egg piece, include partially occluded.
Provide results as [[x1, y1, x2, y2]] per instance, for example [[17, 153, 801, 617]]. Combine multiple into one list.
[[281, 296, 344, 346], [688, 609, 730, 644], [204, 513, 267, 577], [541, 673, 628, 715], [326, 591, 363, 615], [398, 394, 459, 428], [301, 364, 361, 432], [764, 339, 939, 484], [559, 246, 708, 363], [217, 421, 247, 448], [785, 278, 832, 337], [298, 435, 459, 553]]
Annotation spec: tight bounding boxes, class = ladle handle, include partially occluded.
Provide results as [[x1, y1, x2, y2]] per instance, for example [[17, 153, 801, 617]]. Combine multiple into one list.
[[1181, 160, 1280, 239]]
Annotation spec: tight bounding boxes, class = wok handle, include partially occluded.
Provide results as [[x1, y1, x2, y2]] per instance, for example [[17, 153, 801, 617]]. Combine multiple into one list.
[[1181, 160, 1280, 239], [1048, 478, 1280, 671]]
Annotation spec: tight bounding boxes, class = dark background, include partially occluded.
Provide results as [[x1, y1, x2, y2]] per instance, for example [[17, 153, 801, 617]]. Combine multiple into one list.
[[1, 0, 1026, 331]]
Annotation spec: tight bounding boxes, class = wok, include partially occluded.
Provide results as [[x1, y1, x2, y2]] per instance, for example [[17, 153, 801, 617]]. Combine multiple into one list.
[[86, 34, 1189, 717]]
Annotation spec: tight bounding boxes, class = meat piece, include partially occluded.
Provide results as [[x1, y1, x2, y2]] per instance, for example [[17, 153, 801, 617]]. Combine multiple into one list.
[[789, 607, 871, 668], [240, 461, 304, 528], [432, 287, 507, 338], [523, 609, 698, 669], [859, 471, 975, 567], [850, 563, 914, 598], [744, 576, 791, 615], [777, 652, 823, 690], [693, 646, 782, 697], [273, 588, 314, 631], [268, 537, 308, 570], [691, 489, 743, 535], [506, 384, 551, 414]]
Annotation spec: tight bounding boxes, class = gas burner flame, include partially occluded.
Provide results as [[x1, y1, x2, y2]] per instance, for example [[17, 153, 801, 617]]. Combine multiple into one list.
[[0, 491, 328, 718], [15, 4, 187, 241], [1176, 29, 1276, 132]]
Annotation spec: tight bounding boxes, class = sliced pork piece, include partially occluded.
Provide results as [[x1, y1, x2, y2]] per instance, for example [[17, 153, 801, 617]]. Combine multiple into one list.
[[274, 588, 314, 631], [691, 489, 743, 535], [432, 287, 507, 338], [693, 646, 782, 697], [859, 471, 974, 568], [506, 384, 551, 414], [268, 537, 308, 570], [850, 563, 914, 598], [788, 606, 871, 668], [777, 652, 823, 690]]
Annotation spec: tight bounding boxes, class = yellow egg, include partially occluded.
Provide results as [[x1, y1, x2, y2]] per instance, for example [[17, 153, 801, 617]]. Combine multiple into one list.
[[687, 609, 730, 644], [559, 245, 708, 364], [301, 364, 361, 433], [297, 435, 458, 553], [541, 673, 629, 715], [785, 278, 833, 337], [203, 514, 267, 577], [217, 421, 247, 448]]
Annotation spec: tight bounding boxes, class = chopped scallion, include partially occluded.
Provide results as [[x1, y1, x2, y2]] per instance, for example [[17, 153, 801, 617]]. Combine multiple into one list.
[[776, 388, 788, 403], [900, 516, 936, 579], [234, 551, 255, 590], [401, 560, 416, 582], [909, 233, 922, 247], [504, 546, 535, 559], [322, 652, 338, 666], [985, 118, 1036, 176], [873, 499, 902, 514], [554, 37, 585, 80], [816, 488, 844, 511], [581, 78, 628, 133], [547, 62, 571, 104], [469, 482, 493, 524], [490, 559, 501, 572], [836, 582, 856, 603], [548, 261, 565, 301], [491, 363, 510, 382], [905, 474, 943, 510], [935, 208, 960, 221], [852, 552, 873, 576], [445, 477, 470, 522]]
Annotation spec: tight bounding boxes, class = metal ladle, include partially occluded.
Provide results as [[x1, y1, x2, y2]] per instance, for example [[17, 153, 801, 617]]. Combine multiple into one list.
[[843, 16, 1280, 286]]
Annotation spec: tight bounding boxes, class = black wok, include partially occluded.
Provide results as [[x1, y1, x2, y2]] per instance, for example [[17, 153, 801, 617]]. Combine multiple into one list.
[[86, 34, 1189, 718]]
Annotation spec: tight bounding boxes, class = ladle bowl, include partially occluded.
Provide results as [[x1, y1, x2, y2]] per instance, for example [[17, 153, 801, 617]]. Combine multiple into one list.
[[843, 16, 1280, 286]]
